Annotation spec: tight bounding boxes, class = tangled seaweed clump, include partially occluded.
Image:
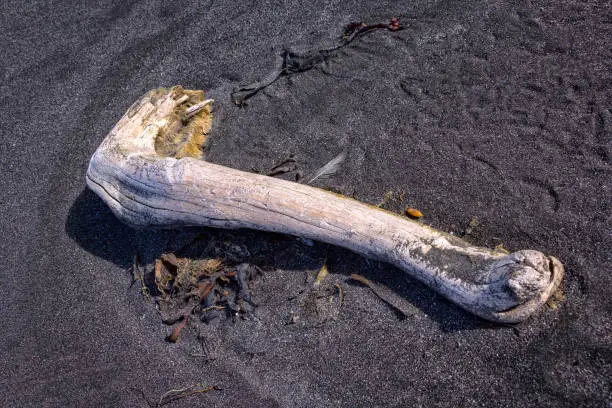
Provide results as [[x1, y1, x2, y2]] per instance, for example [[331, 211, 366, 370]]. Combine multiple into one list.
[[145, 251, 261, 343]]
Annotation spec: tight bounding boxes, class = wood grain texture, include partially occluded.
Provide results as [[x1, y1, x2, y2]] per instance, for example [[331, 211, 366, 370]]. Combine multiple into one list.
[[86, 86, 563, 323]]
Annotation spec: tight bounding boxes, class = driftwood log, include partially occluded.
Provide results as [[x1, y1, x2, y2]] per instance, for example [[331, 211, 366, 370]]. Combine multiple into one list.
[[86, 86, 563, 323]]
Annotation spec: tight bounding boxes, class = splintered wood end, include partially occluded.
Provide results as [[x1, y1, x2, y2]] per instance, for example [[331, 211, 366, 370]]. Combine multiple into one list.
[[153, 86, 214, 159]]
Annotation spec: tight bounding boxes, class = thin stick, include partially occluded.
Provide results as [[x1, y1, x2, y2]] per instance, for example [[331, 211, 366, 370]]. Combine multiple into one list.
[[157, 384, 219, 407], [183, 99, 214, 120], [350, 274, 414, 318]]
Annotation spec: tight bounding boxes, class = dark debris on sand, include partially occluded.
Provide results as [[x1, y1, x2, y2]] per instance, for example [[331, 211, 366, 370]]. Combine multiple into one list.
[[139, 230, 350, 345]]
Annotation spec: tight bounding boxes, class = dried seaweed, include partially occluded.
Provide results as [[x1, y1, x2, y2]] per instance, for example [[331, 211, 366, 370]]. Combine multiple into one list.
[[231, 17, 403, 105], [152, 251, 262, 342], [266, 155, 298, 177]]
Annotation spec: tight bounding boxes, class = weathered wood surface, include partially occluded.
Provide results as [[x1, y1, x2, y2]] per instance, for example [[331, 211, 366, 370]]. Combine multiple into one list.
[[86, 86, 563, 323]]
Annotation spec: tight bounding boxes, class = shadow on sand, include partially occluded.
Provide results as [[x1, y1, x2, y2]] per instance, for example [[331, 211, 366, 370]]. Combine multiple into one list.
[[66, 187, 497, 332]]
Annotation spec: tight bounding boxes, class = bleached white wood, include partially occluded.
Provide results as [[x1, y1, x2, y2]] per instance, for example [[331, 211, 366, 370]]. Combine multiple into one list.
[[86, 87, 563, 323]]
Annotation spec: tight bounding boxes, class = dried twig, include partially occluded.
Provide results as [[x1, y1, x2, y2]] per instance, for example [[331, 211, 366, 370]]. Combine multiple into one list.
[[350, 274, 415, 318], [334, 283, 344, 305], [167, 315, 189, 343], [231, 18, 403, 105], [201, 305, 226, 313], [156, 384, 219, 407], [130, 387, 155, 408], [127, 252, 149, 298], [132, 383, 220, 407]]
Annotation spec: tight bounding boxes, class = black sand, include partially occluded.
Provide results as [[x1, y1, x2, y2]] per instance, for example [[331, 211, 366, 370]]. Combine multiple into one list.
[[1, 1, 610, 407]]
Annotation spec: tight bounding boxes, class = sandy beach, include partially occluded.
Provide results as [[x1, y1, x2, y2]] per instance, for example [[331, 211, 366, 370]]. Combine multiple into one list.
[[1, 1, 610, 406]]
